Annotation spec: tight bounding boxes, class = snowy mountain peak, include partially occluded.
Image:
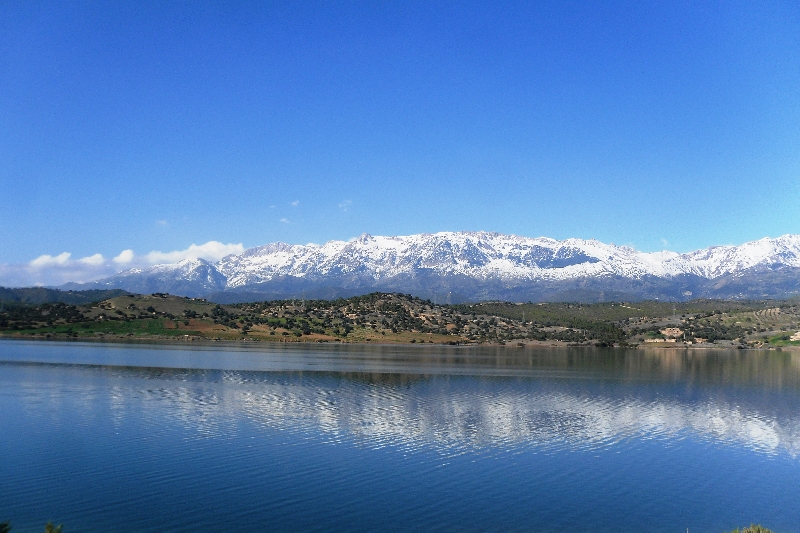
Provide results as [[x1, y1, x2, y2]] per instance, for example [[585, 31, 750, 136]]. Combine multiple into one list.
[[84, 232, 800, 301]]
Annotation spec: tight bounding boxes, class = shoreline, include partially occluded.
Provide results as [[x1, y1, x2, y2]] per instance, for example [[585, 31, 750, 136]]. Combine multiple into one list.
[[2, 333, 797, 352]]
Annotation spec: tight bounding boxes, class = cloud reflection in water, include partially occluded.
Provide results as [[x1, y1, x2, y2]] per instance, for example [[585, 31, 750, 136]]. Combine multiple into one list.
[[132, 367, 800, 459]]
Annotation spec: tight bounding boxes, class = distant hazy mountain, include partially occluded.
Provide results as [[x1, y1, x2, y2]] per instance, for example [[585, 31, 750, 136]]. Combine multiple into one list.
[[61, 232, 800, 302], [0, 287, 129, 306]]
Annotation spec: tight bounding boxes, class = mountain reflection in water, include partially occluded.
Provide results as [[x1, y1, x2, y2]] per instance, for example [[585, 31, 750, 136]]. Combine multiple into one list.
[[130, 366, 800, 459], [3, 341, 800, 533], [5, 341, 795, 458]]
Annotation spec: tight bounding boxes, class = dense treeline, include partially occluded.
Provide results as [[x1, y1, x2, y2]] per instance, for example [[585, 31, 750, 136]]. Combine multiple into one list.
[[0, 302, 85, 330]]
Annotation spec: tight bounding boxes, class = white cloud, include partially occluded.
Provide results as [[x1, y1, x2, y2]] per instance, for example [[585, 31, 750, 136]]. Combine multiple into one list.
[[338, 200, 352, 211], [6, 251, 115, 287], [280, 218, 290, 224], [144, 241, 245, 264], [79, 253, 105, 265], [113, 249, 135, 264], [30, 252, 71, 267], [290, 200, 300, 207], [1, 240, 247, 288], [156, 219, 168, 226]]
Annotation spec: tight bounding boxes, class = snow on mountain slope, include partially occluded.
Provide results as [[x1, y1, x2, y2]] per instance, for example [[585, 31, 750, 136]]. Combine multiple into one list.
[[96, 258, 227, 294], [675, 235, 800, 277], [213, 232, 800, 287], [88, 232, 800, 300], [216, 232, 615, 287]]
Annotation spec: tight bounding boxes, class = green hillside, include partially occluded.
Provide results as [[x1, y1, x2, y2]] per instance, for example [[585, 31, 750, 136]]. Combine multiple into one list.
[[1, 290, 799, 348]]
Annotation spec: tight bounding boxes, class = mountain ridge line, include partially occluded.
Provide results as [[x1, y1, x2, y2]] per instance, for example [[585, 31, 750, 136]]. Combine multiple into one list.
[[59, 232, 800, 303]]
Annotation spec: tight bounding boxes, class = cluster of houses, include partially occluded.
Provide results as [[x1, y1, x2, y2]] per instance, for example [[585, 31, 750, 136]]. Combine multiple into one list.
[[643, 327, 707, 344]]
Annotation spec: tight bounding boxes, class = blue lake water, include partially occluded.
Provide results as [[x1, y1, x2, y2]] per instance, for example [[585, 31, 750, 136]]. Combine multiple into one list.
[[1, 340, 799, 532]]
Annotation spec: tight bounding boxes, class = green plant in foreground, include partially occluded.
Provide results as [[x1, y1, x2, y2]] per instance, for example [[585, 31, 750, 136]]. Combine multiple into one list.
[[0, 522, 65, 533], [730, 525, 774, 533]]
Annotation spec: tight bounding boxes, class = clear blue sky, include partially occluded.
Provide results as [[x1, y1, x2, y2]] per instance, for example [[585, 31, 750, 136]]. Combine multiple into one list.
[[2, 1, 799, 269]]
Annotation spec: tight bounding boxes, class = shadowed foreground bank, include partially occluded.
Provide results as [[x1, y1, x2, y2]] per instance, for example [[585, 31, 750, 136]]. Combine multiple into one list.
[[0, 521, 780, 533]]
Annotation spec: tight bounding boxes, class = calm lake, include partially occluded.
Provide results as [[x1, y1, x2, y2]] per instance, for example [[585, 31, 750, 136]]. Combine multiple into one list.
[[1, 340, 799, 533]]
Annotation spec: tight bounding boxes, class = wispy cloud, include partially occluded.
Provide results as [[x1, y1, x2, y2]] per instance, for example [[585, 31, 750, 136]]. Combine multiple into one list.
[[290, 200, 299, 207], [338, 199, 352, 211], [0, 241, 245, 288], [156, 219, 168, 226], [280, 217, 290, 224]]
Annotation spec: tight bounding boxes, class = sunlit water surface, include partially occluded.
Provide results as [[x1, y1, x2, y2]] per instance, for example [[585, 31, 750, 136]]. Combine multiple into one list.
[[1, 340, 799, 532]]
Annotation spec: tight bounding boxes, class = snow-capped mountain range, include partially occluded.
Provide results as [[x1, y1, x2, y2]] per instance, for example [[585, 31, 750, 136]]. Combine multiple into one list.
[[66, 232, 800, 302]]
